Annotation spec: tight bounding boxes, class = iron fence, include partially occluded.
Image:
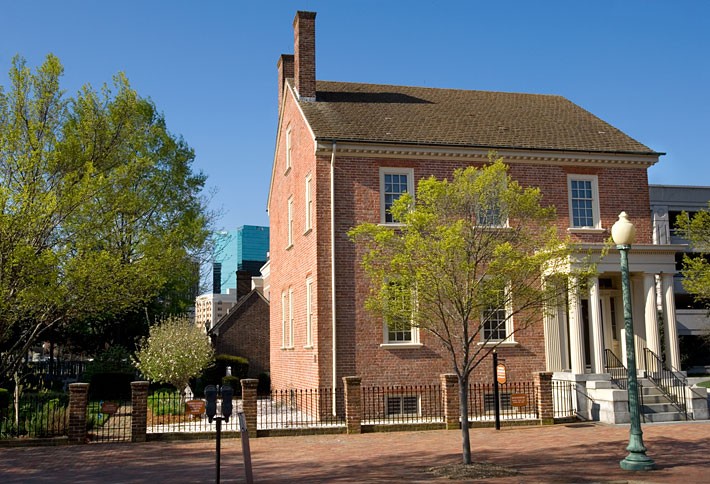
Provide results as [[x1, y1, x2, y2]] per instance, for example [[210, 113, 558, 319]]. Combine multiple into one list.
[[362, 384, 443, 425], [0, 392, 69, 439], [86, 399, 132, 443], [258, 387, 344, 429], [146, 391, 241, 434], [468, 382, 538, 421], [551, 380, 578, 419]]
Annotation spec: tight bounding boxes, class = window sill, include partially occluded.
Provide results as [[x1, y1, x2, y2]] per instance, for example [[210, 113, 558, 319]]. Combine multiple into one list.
[[303, 228, 312, 236], [285, 243, 293, 251], [567, 227, 605, 234], [380, 343, 423, 349], [280, 346, 295, 350], [378, 222, 406, 228], [476, 341, 519, 348], [303, 345, 314, 350], [284, 166, 291, 176]]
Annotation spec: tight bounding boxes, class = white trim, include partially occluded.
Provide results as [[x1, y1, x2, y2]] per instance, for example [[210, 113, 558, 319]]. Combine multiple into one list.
[[567, 174, 602, 229], [304, 173, 313, 234], [380, 343, 423, 349], [281, 290, 287, 349], [379, 167, 414, 224], [288, 286, 294, 348], [305, 277, 313, 348], [286, 196, 294, 249], [284, 125, 292, 174]]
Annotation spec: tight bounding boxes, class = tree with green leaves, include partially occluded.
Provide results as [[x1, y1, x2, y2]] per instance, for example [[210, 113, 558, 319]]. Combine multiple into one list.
[[0, 54, 212, 379], [349, 155, 591, 465], [134, 315, 214, 397], [677, 205, 710, 308]]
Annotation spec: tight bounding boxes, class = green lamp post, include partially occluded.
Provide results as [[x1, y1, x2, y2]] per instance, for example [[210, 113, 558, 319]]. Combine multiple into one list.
[[611, 212, 656, 471]]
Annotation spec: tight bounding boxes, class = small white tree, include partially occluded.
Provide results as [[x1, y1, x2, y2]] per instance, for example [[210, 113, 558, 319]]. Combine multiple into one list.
[[134, 315, 214, 397]]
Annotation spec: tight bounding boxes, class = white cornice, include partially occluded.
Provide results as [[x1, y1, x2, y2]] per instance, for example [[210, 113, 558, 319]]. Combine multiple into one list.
[[314, 141, 658, 168]]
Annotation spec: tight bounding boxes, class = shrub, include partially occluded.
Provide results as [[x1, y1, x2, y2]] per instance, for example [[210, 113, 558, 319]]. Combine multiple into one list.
[[216, 354, 249, 379], [221, 375, 240, 392], [0, 388, 10, 410], [148, 390, 184, 416]]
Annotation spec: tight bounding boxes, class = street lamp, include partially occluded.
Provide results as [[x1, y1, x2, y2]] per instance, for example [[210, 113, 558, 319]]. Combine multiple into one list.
[[611, 212, 656, 471]]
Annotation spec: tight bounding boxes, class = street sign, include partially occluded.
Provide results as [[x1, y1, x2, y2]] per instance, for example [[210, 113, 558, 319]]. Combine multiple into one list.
[[496, 364, 507, 384], [510, 393, 528, 407]]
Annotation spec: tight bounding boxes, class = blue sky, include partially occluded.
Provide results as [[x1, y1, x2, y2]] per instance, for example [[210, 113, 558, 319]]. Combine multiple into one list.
[[2, 1, 709, 230]]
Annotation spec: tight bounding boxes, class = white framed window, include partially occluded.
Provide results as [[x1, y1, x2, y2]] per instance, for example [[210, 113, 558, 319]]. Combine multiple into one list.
[[379, 167, 414, 224], [481, 284, 514, 343], [287, 196, 294, 249], [285, 126, 292, 174], [304, 173, 313, 233], [381, 281, 420, 347], [305, 277, 313, 348], [567, 175, 601, 229], [288, 287, 294, 348], [281, 291, 288, 349]]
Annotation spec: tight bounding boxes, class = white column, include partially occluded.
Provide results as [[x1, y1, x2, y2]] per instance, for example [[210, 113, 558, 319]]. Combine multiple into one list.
[[568, 279, 585, 374], [588, 277, 605, 373], [662, 273, 681, 369], [543, 308, 562, 372], [643, 273, 661, 358], [631, 275, 645, 371]]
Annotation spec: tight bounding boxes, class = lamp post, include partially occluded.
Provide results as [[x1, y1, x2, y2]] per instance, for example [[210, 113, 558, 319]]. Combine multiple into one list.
[[611, 212, 656, 471]]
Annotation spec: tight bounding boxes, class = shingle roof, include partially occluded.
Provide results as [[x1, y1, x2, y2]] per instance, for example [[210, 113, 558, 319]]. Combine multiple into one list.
[[297, 80, 658, 155]]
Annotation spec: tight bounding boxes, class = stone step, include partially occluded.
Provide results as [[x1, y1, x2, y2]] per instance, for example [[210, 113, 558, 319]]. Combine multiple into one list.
[[641, 402, 684, 413], [642, 411, 686, 423]]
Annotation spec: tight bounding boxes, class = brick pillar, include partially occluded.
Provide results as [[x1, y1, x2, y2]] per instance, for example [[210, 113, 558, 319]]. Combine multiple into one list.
[[131, 381, 150, 442], [534, 372, 554, 425], [343, 376, 362, 434], [68, 383, 89, 444], [240, 378, 259, 437], [440, 374, 460, 430]]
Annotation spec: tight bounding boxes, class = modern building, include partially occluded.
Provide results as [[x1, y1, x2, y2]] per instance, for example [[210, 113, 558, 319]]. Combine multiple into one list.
[[266, 11, 706, 421], [211, 226, 270, 293], [650, 184, 710, 373]]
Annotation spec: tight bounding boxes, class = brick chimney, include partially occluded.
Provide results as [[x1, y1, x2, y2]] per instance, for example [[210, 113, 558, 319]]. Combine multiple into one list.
[[236, 270, 252, 299], [293, 11, 316, 101], [277, 54, 294, 114]]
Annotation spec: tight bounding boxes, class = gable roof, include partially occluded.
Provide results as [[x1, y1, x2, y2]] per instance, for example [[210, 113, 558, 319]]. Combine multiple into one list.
[[296, 80, 659, 156], [209, 289, 269, 335]]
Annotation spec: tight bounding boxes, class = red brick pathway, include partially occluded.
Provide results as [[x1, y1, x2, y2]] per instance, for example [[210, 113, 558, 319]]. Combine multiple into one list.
[[0, 421, 708, 483]]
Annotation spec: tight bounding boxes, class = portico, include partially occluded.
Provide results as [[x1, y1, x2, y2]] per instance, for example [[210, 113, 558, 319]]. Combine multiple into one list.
[[545, 244, 685, 375]]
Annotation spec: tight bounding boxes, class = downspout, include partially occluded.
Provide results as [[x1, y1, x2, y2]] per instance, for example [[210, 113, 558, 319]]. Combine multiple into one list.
[[330, 141, 337, 415]]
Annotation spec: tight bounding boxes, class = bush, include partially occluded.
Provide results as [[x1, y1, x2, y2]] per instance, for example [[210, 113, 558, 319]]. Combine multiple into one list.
[[82, 346, 135, 383], [148, 390, 184, 416], [221, 375, 240, 392], [216, 354, 249, 379], [0, 388, 10, 409]]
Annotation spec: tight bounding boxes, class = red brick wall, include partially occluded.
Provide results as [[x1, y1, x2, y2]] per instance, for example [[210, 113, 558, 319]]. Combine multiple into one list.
[[214, 293, 270, 377], [269, 86, 323, 390], [270, 100, 654, 390]]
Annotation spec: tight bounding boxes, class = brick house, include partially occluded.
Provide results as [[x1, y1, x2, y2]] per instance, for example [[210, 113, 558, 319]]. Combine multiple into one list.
[[209, 271, 270, 378], [267, 11, 688, 412]]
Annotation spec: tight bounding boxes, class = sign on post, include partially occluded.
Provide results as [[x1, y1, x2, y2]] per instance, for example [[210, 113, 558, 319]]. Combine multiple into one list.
[[100, 401, 119, 415], [496, 364, 507, 385]]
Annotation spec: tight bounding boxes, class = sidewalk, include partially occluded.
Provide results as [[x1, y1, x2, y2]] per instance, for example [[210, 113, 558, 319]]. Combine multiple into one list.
[[1, 421, 708, 483]]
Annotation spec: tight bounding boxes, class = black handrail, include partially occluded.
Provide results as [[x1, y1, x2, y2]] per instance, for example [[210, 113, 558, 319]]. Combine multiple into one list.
[[643, 348, 691, 420], [604, 349, 627, 390]]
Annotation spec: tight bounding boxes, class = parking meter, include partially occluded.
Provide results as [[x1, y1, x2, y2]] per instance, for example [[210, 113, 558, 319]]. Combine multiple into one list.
[[205, 385, 218, 423], [221, 385, 233, 422]]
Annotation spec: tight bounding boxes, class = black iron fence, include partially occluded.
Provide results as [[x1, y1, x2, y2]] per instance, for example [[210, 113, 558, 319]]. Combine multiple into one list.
[[258, 387, 344, 429], [0, 392, 69, 438], [551, 380, 579, 419], [468, 382, 538, 421], [362, 384, 443, 425], [146, 390, 241, 434], [86, 399, 132, 443]]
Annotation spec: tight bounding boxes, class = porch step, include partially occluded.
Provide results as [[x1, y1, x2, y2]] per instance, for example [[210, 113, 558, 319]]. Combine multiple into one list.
[[637, 378, 688, 422]]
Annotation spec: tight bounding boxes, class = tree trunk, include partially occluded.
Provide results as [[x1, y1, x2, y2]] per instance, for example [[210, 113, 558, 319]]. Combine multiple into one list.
[[458, 374, 471, 464]]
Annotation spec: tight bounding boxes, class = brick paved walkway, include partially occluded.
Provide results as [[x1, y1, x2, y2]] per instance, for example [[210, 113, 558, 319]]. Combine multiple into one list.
[[1, 421, 708, 483]]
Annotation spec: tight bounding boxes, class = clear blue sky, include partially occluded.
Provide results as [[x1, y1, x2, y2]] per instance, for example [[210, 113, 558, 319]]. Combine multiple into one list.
[[2, 1, 709, 230]]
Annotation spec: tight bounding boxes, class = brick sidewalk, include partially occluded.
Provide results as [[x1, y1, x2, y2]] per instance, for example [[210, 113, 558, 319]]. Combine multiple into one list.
[[1, 421, 708, 483]]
